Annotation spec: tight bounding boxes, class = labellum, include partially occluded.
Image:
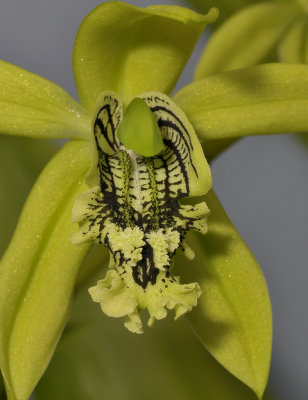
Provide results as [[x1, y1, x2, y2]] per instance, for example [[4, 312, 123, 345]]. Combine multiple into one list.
[[72, 91, 212, 333]]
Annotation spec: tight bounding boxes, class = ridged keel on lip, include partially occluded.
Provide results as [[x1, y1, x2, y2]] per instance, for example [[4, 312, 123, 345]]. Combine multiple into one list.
[[72, 91, 211, 333]]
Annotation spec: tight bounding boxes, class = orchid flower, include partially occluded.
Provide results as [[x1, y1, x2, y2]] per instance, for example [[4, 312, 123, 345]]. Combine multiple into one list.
[[194, 0, 308, 77], [2, 2, 308, 400], [190, 0, 308, 147]]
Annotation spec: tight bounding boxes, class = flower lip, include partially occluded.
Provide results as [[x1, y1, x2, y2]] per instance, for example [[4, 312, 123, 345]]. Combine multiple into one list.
[[72, 90, 211, 333]]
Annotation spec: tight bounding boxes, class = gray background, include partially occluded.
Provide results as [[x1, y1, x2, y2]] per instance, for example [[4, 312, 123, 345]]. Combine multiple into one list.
[[1, 0, 307, 399]]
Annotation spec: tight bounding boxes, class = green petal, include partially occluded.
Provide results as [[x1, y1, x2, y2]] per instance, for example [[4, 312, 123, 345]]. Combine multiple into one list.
[[0, 60, 90, 139], [0, 136, 56, 399], [73, 1, 218, 110], [174, 63, 308, 141], [194, 2, 301, 79], [0, 140, 91, 400], [35, 272, 274, 400], [176, 191, 272, 399], [279, 17, 308, 63]]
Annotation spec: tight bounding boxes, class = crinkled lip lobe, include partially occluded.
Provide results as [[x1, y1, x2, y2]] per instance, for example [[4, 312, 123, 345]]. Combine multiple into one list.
[[72, 91, 211, 333]]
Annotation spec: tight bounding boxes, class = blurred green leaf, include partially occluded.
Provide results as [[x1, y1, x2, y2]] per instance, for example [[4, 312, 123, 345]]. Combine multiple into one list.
[[272, 15, 308, 153], [279, 13, 308, 153], [298, 132, 308, 147], [73, 1, 218, 109], [0, 375, 5, 400], [279, 16, 308, 63], [174, 64, 308, 141], [0, 60, 90, 139], [35, 267, 273, 400], [176, 190, 272, 399], [0, 140, 91, 400], [194, 2, 301, 79], [75, 245, 109, 292]]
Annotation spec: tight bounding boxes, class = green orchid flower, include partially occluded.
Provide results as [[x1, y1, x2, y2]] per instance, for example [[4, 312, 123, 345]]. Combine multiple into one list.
[[195, 0, 308, 78], [2, 1, 308, 399], [192, 0, 308, 149]]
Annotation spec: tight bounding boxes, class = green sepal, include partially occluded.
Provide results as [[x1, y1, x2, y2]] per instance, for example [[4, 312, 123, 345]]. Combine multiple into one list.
[[183, 0, 258, 26], [0, 60, 90, 139], [194, 2, 302, 79], [279, 17, 308, 63], [174, 63, 308, 141], [73, 1, 218, 110], [176, 191, 272, 399], [0, 140, 91, 400], [117, 98, 164, 157]]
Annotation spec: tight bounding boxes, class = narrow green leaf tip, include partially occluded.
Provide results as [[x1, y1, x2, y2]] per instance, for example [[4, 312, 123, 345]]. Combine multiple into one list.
[[117, 98, 165, 157]]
